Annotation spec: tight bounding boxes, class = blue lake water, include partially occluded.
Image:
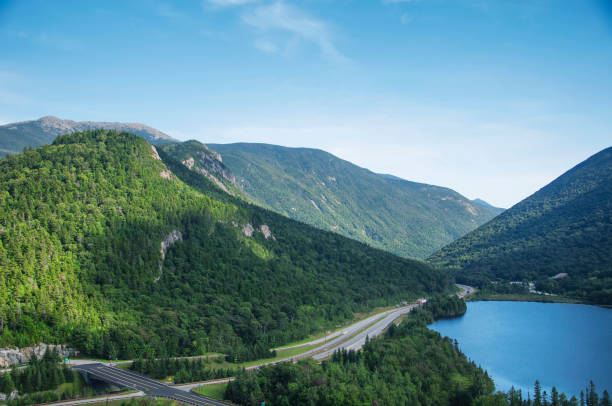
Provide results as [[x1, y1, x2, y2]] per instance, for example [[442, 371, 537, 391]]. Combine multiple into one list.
[[429, 301, 612, 397]]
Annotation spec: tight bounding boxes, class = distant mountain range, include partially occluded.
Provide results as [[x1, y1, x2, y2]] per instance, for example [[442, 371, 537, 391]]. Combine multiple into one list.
[[201, 142, 502, 259], [0, 116, 177, 156], [429, 147, 612, 304]]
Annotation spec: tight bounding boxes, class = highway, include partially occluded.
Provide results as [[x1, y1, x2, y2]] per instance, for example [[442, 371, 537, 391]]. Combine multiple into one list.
[[456, 284, 476, 298], [272, 308, 394, 351], [312, 303, 420, 360], [72, 363, 229, 406]]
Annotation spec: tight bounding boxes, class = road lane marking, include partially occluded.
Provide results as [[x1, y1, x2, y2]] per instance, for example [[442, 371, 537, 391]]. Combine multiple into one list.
[[91, 368, 157, 390]]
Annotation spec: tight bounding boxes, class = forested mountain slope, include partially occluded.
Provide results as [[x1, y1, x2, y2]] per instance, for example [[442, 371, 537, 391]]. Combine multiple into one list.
[[0, 131, 450, 360], [0, 116, 177, 156], [200, 143, 501, 259], [429, 147, 612, 304]]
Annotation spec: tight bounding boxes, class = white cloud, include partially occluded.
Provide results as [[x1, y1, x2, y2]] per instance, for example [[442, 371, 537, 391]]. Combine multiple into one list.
[[242, 1, 347, 62]]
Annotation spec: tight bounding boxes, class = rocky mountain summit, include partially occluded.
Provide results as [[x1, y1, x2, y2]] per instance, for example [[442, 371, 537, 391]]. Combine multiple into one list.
[[0, 116, 177, 156]]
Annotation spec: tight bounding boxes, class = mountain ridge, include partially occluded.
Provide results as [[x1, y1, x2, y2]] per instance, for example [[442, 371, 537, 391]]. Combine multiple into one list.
[[203, 142, 502, 259], [0, 116, 177, 156], [429, 146, 612, 304]]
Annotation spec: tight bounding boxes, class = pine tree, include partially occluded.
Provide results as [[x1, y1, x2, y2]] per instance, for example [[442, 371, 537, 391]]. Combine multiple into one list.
[[534, 381, 543, 406], [601, 390, 611, 406], [1, 372, 15, 395], [588, 381, 599, 406], [551, 387, 559, 406]]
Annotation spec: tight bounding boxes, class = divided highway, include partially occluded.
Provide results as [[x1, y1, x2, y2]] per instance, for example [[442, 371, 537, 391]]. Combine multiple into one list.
[[312, 303, 420, 360], [72, 363, 228, 406]]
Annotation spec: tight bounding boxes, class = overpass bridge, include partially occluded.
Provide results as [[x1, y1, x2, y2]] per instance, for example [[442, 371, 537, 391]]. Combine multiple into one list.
[[73, 363, 229, 406]]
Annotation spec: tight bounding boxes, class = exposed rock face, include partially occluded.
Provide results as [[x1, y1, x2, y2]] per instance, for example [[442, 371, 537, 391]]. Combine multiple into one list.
[[160, 169, 172, 179], [151, 145, 162, 161], [182, 157, 195, 169], [0, 344, 78, 368], [179, 149, 237, 195], [156, 230, 183, 282], [0, 390, 18, 401], [260, 224, 273, 239], [242, 223, 254, 237], [160, 230, 183, 261], [192, 150, 237, 186]]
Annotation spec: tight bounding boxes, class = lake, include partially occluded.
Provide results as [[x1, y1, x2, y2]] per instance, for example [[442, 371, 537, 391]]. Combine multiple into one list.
[[429, 301, 612, 397]]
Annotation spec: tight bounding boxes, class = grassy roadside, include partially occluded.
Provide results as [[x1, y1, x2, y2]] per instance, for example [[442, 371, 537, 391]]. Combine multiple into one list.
[[194, 344, 320, 371], [241, 345, 318, 367], [192, 383, 228, 401]]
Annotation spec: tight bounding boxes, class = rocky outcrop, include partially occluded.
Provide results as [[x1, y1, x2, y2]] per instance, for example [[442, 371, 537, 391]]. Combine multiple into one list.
[[242, 223, 254, 237], [156, 230, 183, 282], [182, 157, 195, 169], [0, 344, 78, 368], [191, 150, 237, 186], [151, 145, 162, 161], [160, 230, 182, 262], [260, 225, 273, 239]]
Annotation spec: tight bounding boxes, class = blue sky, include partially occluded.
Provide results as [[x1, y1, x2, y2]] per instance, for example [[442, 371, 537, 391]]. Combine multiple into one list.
[[1, 0, 611, 207]]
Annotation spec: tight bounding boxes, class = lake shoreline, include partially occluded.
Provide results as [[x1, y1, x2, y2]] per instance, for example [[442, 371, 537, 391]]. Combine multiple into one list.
[[466, 292, 612, 308]]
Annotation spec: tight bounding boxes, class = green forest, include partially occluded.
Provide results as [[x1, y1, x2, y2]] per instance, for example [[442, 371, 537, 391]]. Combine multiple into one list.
[[429, 147, 612, 304], [0, 130, 451, 361]]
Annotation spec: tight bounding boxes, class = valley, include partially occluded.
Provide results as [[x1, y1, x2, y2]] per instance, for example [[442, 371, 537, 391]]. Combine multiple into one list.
[[2, 2, 611, 405]]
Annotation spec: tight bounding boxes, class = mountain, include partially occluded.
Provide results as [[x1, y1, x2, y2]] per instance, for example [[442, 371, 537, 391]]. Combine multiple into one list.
[[0, 116, 177, 156], [471, 198, 505, 214], [197, 142, 502, 259], [0, 130, 450, 360], [429, 147, 612, 304]]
